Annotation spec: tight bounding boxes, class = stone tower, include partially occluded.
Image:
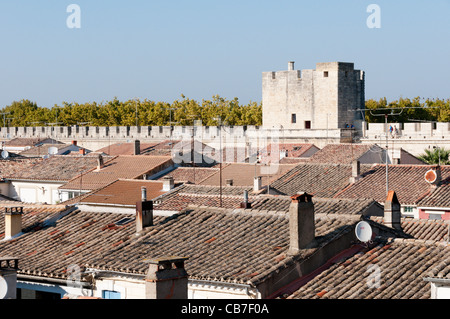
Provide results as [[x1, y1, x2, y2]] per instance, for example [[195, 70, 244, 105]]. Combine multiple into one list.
[[262, 61, 365, 130]]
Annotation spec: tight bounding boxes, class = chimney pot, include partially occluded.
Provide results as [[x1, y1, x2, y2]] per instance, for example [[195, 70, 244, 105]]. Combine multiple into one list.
[[141, 186, 147, 202], [240, 190, 251, 209], [134, 140, 141, 155], [288, 192, 315, 254]]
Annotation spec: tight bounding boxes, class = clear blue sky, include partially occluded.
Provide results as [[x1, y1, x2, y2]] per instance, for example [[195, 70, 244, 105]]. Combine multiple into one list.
[[1, 0, 449, 108]]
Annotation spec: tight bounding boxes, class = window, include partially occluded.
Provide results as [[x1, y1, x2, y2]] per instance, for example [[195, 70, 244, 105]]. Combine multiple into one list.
[[291, 114, 297, 124], [403, 207, 414, 213], [324, 71, 329, 77], [102, 290, 121, 299], [305, 121, 311, 129]]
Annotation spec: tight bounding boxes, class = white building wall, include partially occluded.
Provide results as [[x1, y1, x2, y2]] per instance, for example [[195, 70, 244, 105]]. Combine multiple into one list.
[[9, 181, 65, 204]]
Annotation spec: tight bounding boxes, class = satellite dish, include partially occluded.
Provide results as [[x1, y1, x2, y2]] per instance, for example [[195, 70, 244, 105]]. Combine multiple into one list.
[[0, 276, 8, 299], [1, 150, 9, 159], [48, 146, 58, 155], [355, 221, 373, 243], [425, 169, 438, 184]]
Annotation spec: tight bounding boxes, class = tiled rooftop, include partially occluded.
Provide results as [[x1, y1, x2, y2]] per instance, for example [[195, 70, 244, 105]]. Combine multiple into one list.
[[269, 163, 374, 198], [307, 143, 380, 164], [0, 204, 366, 286], [0, 204, 71, 240], [198, 163, 297, 187], [335, 165, 450, 205], [7, 155, 103, 182], [0, 158, 42, 179], [95, 142, 159, 156], [155, 167, 219, 184], [85, 206, 364, 286], [3, 138, 62, 147], [78, 179, 168, 206], [59, 155, 173, 191], [287, 238, 450, 299], [417, 181, 450, 208], [258, 143, 319, 164]]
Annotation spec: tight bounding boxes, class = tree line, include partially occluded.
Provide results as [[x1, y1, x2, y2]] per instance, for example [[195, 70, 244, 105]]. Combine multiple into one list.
[[0, 95, 262, 127], [1, 96, 449, 127], [365, 97, 450, 123]]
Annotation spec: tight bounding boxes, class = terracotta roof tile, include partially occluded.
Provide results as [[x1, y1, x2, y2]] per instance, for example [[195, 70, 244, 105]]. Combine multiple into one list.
[[287, 238, 450, 299], [198, 163, 297, 187], [6, 155, 105, 182], [59, 155, 173, 191], [156, 167, 219, 184], [79, 179, 168, 206], [95, 142, 159, 156], [335, 165, 450, 205], [270, 163, 374, 198], [307, 143, 380, 164]]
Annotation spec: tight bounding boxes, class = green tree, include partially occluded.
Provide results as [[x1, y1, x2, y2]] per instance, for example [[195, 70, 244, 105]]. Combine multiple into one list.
[[417, 147, 450, 165]]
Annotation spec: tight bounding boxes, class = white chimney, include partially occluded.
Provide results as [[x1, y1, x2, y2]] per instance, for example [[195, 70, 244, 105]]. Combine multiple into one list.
[[288, 61, 295, 71], [163, 176, 174, 191], [349, 160, 362, 183], [253, 176, 262, 192], [4, 207, 23, 240]]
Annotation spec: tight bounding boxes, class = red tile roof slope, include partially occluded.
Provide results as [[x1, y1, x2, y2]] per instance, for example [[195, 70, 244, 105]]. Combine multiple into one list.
[[59, 155, 173, 191], [307, 143, 380, 164], [8, 155, 103, 182], [335, 165, 450, 205], [95, 142, 159, 156], [79, 179, 167, 206], [287, 238, 450, 299]]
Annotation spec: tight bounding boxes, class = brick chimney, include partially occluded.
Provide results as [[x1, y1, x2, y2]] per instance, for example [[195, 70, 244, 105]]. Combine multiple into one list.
[[144, 256, 189, 299], [349, 160, 362, 183], [288, 192, 315, 255], [79, 148, 86, 155], [4, 207, 23, 240], [384, 191, 402, 230], [136, 199, 153, 233], [72, 140, 77, 146], [162, 176, 174, 191], [134, 140, 140, 155]]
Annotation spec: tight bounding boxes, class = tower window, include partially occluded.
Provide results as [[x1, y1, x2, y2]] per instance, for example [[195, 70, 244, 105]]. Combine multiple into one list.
[[305, 121, 311, 129], [291, 114, 297, 124], [324, 71, 329, 77]]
